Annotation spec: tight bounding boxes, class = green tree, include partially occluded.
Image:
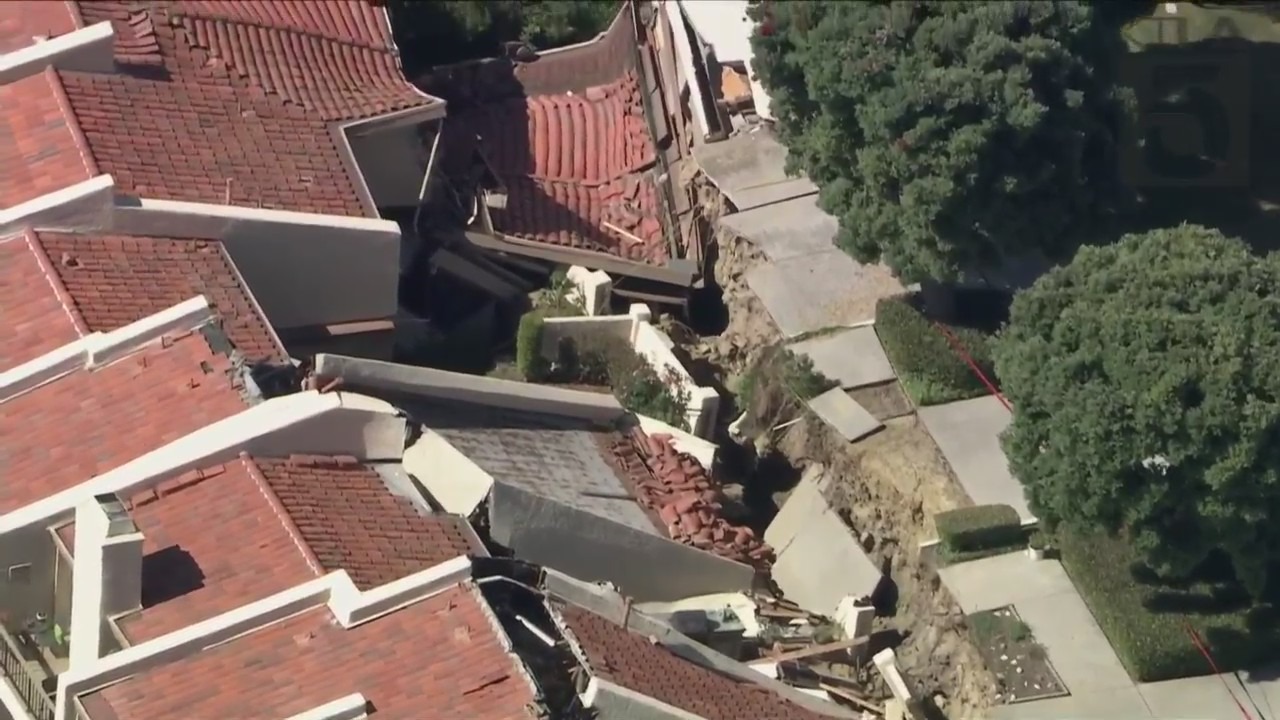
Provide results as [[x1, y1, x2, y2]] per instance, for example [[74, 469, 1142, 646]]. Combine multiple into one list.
[[389, 1, 620, 76], [994, 225, 1280, 597], [747, 1, 1133, 282]]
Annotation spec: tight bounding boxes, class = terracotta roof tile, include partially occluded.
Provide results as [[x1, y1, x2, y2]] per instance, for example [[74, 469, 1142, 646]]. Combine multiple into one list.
[[58, 70, 370, 216], [0, 330, 248, 513], [607, 430, 773, 568], [112, 457, 322, 643], [0, 231, 86, 372], [0, 2, 78, 53], [52, 0, 437, 217], [36, 232, 288, 363], [82, 584, 539, 720], [433, 6, 669, 264], [558, 604, 834, 720], [0, 68, 96, 208], [255, 455, 484, 590]]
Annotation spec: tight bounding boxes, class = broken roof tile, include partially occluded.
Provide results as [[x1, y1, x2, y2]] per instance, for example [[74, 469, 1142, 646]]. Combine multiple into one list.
[[0, 231, 86, 372], [610, 430, 774, 568], [37, 232, 288, 363], [81, 584, 539, 720], [558, 603, 834, 720], [434, 5, 669, 265], [0, 68, 96, 208], [255, 454, 484, 590], [0, 330, 248, 513]]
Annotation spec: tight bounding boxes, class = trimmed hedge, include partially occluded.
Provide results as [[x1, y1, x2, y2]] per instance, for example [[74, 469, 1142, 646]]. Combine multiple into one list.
[[935, 504, 1022, 553], [875, 296, 998, 406], [1057, 529, 1278, 683], [516, 311, 548, 381]]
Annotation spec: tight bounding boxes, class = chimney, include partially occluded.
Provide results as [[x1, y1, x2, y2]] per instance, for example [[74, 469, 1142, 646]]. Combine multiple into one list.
[[69, 494, 143, 670]]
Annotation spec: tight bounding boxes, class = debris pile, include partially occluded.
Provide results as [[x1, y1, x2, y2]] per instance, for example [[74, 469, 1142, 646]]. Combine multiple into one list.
[[631, 431, 774, 567]]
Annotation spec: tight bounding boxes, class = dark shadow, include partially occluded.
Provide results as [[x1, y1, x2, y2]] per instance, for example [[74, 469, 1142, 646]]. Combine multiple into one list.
[[139, 546, 205, 608], [1119, 34, 1280, 254], [866, 628, 906, 657], [872, 568, 900, 618], [687, 240, 730, 336], [738, 450, 801, 535]]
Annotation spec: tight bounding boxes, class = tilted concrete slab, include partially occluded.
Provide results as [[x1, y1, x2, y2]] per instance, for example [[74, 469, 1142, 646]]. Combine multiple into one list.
[[765, 466, 882, 614], [720, 195, 837, 262], [807, 388, 882, 442], [692, 131, 817, 212], [918, 395, 1032, 521], [937, 553, 1077, 615], [787, 327, 895, 389], [746, 250, 901, 338]]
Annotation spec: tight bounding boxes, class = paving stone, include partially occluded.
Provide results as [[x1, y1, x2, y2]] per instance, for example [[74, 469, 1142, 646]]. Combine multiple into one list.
[[806, 387, 882, 442], [787, 327, 894, 389]]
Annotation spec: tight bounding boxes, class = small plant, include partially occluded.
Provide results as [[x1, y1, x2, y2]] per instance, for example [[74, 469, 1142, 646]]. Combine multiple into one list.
[[534, 268, 587, 317], [779, 350, 838, 401], [516, 311, 549, 381], [1028, 530, 1049, 551]]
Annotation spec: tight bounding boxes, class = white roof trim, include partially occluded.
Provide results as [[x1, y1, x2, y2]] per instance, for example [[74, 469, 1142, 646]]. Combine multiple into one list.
[[56, 557, 473, 720], [0, 21, 114, 84], [0, 296, 213, 403], [0, 175, 114, 232], [284, 694, 369, 720]]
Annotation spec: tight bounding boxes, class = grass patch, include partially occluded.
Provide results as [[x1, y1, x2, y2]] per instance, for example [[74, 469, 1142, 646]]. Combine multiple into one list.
[[874, 295, 998, 407], [937, 538, 1028, 568], [1056, 529, 1280, 682]]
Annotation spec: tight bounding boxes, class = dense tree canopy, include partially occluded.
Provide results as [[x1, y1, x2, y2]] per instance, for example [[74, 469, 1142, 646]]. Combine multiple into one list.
[[390, 0, 620, 76], [747, 1, 1133, 282], [994, 225, 1280, 597]]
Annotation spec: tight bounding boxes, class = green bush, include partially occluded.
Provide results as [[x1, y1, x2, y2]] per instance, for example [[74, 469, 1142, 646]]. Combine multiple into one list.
[[935, 504, 1023, 553], [554, 335, 690, 430], [516, 311, 548, 381], [1057, 529, 1278, 682], [875, 296, 997, 406]]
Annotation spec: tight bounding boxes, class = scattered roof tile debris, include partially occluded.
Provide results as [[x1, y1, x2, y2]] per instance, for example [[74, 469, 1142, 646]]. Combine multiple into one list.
[[432, 4, 670, 264], [0, 231, 86, 372], [558, 603, 834, 720], [614, 430, 774, 567], [80, 584, 540, 720], [0, 330, 248, 513], [0, 68, 96, 208], [254, 454, 483, 590], [37, 232, 288, 363]]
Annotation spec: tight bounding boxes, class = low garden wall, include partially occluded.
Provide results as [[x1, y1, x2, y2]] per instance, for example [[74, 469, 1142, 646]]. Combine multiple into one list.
[[541, 305, 721, 439]]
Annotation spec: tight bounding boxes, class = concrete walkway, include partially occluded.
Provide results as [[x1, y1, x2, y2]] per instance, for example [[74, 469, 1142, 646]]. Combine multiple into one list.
[[918, 395, 1033, 521], [943, 552, 1280, 720], [786, 327, 895, 390]]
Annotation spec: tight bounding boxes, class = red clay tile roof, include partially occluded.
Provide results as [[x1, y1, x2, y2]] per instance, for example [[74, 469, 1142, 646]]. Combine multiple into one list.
[[0, 329, 248, 513], [60, 453, 480, 643], [0, 68, 96, 208], [254, 454, 484, 590], [36, 232, 288, 363], [46, 0, 436, 217], [0, 2, 78, 53], [0, 231, 87, 372], [112, 457, 322, 643], [81, 584, 539, 720], [433, 6, 670, 264], [611, 430, 773, 567], [558, 604, 834, 720]]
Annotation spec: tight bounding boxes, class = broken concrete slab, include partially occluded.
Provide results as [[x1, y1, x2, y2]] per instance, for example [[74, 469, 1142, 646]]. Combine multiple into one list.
[[807, 388, 882, 442], [766, 466, 883, 615], [917, 395, 1033, 521], [745, 250, 903, 338], [788, 327, 895, 389], [692, 130, 817, 212], [720, 195, 837, 262]]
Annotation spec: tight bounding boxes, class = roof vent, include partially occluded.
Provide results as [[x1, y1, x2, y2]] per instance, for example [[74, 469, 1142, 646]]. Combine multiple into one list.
[[94, 493, 137, 538]]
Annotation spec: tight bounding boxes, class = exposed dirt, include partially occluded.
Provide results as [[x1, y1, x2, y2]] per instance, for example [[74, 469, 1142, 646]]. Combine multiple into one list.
[[848, 381, 915, 422], [680, 203, 999, 719]]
